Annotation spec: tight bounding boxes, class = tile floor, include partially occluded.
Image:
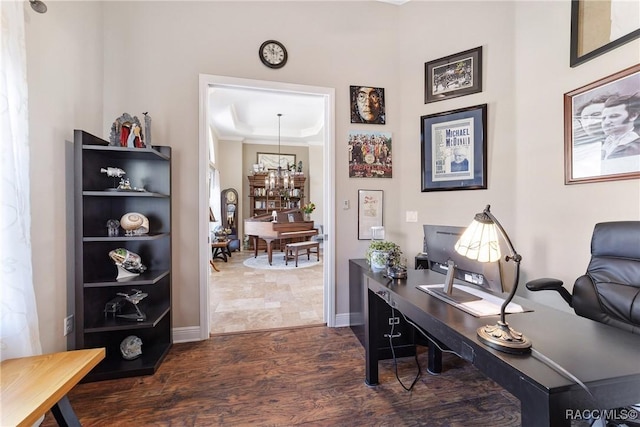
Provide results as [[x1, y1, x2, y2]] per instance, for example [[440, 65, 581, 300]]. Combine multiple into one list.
[[209, 248, 325, 335]]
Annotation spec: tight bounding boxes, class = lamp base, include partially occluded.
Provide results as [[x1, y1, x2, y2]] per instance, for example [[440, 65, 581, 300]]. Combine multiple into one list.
[[477, 321, 531, 354]]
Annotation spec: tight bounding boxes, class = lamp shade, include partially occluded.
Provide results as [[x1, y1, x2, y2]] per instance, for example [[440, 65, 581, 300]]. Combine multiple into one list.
[[454, 213, 501, 263]]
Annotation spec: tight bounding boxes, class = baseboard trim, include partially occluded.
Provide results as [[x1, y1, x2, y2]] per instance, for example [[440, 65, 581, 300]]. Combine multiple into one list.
[[173, 315, 352, 343], [172, 326, 202, 343]]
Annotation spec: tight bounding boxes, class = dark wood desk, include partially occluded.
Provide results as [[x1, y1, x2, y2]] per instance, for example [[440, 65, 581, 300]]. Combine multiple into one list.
[[351, 259, 640, 427]]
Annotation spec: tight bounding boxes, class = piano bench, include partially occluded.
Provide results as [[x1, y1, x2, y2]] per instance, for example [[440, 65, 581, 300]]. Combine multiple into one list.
[[285, 241, 320, 267]]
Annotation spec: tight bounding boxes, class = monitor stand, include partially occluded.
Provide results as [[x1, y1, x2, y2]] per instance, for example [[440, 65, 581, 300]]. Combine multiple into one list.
[[431, 260, 481, 304]]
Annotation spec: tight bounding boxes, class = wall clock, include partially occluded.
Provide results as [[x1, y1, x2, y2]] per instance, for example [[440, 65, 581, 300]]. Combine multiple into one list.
[[259, 40, 288, 69]]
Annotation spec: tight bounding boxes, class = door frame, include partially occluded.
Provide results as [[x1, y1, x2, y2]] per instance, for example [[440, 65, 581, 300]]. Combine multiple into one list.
[[198, 74, 336, 339]]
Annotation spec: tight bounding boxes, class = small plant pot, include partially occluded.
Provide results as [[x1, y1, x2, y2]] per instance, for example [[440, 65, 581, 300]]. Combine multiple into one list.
[[370, 250, 389, 272]]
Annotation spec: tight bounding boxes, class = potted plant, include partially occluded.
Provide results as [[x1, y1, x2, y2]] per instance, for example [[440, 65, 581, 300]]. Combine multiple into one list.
[[365, 240, 402, 272], [302, 202, 316, 221]]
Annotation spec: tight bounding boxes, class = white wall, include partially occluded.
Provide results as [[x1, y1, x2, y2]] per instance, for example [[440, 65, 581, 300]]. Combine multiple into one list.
[[25, 1, 104, 352], [514, 1, 640, 307], [25, 1, 640, 353]]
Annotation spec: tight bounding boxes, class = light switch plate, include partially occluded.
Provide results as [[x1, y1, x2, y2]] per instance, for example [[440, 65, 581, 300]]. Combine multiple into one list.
[[406, 211, 418, 222]]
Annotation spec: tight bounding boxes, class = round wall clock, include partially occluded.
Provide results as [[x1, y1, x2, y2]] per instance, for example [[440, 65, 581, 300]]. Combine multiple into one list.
[[259, 40, 288, 69]]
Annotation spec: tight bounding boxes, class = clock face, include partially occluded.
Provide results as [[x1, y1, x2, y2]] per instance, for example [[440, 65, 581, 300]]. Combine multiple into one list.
[[225, 191, 237, 204], [259, 40, 287, 69]]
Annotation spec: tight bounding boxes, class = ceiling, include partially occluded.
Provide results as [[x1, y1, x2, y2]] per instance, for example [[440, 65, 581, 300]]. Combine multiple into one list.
[[208, 86, 326, 147]]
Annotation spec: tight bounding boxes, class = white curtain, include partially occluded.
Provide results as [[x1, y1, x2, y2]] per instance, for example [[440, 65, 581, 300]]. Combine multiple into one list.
[[0, 1, 42, 361]]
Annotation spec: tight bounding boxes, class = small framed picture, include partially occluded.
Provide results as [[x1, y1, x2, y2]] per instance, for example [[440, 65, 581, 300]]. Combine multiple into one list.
[[358, 189, 383, 240], [350, 86, 385, 124], [424, 47, 482, 104], [421, 104, 487, 192], [564, 64, 640, 184]]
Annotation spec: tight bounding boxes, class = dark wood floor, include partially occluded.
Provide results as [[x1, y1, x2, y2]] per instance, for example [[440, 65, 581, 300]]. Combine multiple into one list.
[[43, 326, 526, 426]]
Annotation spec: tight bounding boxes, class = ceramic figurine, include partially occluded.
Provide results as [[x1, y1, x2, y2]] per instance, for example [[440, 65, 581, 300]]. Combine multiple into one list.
[[120, 212, 149, 236], [108, 248, 147, 279]]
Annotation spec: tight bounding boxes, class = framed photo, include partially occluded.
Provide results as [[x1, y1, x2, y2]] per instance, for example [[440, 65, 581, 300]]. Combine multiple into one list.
[[257, 152, 296, 170], [358, 190, 383, 240], [421, 104, 487, 192], [564, 64, 640, 185], [348, 131, 392, 178], [350, 86, 385, 124], [424, 47, 482, 104], [570, 0, 640, 67]]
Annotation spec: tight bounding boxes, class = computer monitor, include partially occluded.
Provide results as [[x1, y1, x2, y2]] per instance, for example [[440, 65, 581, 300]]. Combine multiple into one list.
[[422, 224, 504, 303]]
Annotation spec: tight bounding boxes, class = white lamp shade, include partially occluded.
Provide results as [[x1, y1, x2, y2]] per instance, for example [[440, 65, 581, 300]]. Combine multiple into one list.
[[454, 219, 501, 263]]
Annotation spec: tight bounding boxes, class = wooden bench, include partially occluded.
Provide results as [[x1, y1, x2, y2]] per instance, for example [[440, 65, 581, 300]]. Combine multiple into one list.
[[285, 241, 320, 267]]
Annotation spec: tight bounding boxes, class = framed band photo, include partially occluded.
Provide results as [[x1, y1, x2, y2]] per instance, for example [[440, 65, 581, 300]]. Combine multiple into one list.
[[421, 104, 487, 192], [424, 46, 482, 104], [564, 64, 640, 185], [357, 189, 383, 240], [570, 0, 640, 67]]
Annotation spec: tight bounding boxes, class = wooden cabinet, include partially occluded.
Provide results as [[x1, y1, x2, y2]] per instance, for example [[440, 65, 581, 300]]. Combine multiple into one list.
[[72, 130, 172, 382], [247, 173, 306, 217]]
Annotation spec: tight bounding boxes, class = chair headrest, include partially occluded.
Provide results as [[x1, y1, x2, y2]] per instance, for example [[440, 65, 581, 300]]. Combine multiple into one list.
[[591, 221, 640, 259]]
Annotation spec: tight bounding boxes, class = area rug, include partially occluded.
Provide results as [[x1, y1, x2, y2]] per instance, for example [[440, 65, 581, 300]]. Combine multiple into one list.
[[243, 253, 321, 270]]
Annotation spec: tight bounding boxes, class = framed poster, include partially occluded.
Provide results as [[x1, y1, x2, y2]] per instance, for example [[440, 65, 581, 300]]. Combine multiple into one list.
[[350, 86, 385, 124], [348, 131, 392, 178], [564, 64, 640, 184], [358, 190, 383, 240], [257, 152, 296, 170], [570, 0, 640, 67], [424, 47, 482, 104], [421, 104, 487, 192]]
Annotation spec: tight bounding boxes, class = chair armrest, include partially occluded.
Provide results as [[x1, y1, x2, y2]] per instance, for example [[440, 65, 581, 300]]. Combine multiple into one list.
[[526, 278, 573, 307]]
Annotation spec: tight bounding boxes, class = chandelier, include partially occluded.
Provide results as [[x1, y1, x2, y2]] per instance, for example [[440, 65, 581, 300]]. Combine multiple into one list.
[[265, 113, 291, 191]]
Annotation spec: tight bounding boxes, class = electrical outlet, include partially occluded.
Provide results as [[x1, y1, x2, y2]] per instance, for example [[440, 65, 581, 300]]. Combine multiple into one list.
[[63, 315, 74, 336]]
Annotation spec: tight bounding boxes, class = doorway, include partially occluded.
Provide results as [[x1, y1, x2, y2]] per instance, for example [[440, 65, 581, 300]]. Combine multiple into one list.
[[198, 75, 335, 339]]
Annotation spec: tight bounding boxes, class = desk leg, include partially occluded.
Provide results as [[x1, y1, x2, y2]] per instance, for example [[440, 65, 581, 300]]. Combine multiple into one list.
[[364, 287, 379, 386], [428, 343, 442, 374], [520, 377, 569, 427], [50, 395, 82, 427]]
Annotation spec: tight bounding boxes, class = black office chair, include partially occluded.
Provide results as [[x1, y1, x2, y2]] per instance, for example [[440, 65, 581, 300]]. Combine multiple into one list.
[[526, 221, 640, 335]]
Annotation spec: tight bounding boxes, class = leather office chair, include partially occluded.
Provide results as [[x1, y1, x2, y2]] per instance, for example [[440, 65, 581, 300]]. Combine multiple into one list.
[[526, 221, 640, 335]]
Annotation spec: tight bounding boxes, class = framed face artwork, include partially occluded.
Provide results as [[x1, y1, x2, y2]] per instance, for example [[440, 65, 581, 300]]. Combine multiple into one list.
[[350, 86, 386, 124], [421, 104, 488, 192], [564, 64, 640, 184]]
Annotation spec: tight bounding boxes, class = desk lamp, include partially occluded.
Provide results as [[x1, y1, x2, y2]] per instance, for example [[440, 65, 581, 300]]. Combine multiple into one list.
[[454, 205, 532, 354]]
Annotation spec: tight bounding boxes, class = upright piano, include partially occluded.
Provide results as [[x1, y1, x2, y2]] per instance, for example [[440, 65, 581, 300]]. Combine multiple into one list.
[[244, 209, 318, 265]]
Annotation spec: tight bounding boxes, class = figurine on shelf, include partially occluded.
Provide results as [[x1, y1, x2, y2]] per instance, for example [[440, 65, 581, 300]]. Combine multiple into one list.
[[143, 112, 151, 148], [108, 248, 147, 280], [117, 178, 133, 191], [106, 219, 120, 237], [109, 113, 143, 147], [120, 212, 149, 236], [115, 289, 148, 321], [120, 335, 143, 360], [101, 167, 126, 191]]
